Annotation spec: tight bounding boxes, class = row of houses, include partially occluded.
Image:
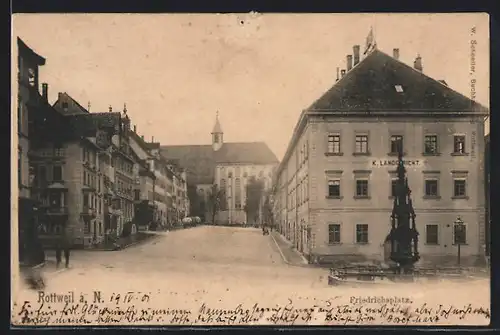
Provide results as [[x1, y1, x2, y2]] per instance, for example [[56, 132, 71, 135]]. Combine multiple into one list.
[[270, 42, 489, 267], [16, 38, 189, 260]]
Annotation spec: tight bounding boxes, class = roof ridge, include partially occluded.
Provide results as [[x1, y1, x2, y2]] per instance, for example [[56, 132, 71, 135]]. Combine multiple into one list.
[[306, 48, 379, 111]]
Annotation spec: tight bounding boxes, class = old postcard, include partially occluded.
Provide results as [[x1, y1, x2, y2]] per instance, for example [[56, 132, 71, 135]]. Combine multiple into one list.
[[11, 13, 490, 327]]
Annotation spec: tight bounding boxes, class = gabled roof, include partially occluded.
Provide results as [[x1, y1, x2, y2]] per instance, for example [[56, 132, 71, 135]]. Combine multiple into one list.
[[308, 49, 487, 113], [53, 92, 90, 115], [17, 38, 46, 65]]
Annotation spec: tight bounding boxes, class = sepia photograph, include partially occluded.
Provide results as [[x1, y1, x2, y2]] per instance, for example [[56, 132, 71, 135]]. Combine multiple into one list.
[[11, 13, 490, 327]]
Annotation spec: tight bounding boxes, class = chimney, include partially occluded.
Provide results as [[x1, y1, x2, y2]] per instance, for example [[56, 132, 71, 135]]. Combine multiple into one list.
[[336, 67, 340, 82], [414, 54, 423, 72], [133, 125, 137, 132], [152, 136, 154, 143], [109, 105, 113, 113], [141, 135, 144, 140], [393, 48, 400, 60], [346, 55, 353, 71], [341, 69, 346, 78], [41, 83, 48, 101], [353, 45, 360, 66]]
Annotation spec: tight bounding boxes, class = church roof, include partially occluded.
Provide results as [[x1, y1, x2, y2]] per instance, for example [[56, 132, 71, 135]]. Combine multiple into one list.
[[308, 49, 487, 113], [213, 142, 279, 164], [160, 142, 278, 185]]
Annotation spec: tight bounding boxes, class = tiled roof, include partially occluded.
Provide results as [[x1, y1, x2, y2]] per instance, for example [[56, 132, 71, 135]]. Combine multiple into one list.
[[308, 49, 486, 112], [160, 142, 279, 185], [129, 131, 152, 154], [65, 112, 122, 138]]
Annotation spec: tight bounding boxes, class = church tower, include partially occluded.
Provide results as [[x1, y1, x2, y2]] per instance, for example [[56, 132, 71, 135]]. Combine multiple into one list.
[[211, 111, 223, 151]]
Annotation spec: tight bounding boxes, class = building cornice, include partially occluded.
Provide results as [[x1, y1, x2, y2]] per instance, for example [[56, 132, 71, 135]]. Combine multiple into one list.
[[274, 108, 489, 184]]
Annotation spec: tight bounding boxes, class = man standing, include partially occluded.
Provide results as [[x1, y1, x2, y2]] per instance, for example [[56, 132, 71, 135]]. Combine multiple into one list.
[[55, 226, 72, 268]]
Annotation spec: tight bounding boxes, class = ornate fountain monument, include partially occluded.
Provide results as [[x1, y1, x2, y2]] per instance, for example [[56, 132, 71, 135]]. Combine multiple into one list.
[[387, 138, 420, 274], [327, 139, 468, 285]]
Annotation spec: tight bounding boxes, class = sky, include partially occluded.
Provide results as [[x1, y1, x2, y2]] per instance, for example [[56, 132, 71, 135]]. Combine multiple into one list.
[[13, 13, 489, 160]]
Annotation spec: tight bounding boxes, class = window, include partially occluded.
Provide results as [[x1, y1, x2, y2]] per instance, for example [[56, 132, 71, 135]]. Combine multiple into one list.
[[83, 194, 89, 208], [424, 135, 438, 154], [390, 179, 398, 197], [425, 179, 439, 197], [453, 224, 467, 245], [426, 224, 439, 244], [454, 179, 467, 197], [395, 85, 404, 93], [453, 135, 466, 154], [328, 180, 340, 197], [134, 189, 140, 201], [54, 144, 65, 157], [327, 135, 341, 153], [84, 220, 90, 234], [356, 224, 369, 243], [235, 178, 241, 208], [62, 102, 69, 110], [390, 135, 403, 154], [28, 68, 36, 86], [355, 135, 368, 154], [53, 166, 62, 181], [356, 180, 369, 197], [328, 224, 341, 244]]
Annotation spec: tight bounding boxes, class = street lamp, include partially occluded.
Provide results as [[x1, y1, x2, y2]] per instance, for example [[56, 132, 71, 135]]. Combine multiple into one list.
[[454, 216, 465, 267]]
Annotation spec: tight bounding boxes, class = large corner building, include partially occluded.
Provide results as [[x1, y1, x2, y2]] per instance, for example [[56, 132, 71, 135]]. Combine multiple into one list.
[[272, 46, 488, 266]]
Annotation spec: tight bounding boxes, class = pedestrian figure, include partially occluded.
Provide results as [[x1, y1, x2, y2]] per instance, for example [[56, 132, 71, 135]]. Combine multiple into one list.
[[55, 227, 72, 268]]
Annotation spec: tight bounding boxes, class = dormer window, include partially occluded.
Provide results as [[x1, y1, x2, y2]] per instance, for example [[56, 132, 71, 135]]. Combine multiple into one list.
[[395, 85, 404, 93]]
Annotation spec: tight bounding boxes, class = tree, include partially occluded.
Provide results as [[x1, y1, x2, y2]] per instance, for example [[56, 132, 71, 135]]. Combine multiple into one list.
[[187, 184, 202, 218], [262, 192, 274, 228], [244, 176, 265, 225], [207, 184, 226, 224]]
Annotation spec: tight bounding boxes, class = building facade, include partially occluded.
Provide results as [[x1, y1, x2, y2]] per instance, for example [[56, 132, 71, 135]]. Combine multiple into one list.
[[129, 129, 157, 230], [161, 114, 279, 225], [51, 93, 126, 247], [273, 46, 488, 266], [17, 38, 47, 264]]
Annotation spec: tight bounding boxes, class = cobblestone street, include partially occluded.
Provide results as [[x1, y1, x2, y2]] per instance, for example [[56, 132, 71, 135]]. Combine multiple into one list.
[[12, 226, 489, 326]]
